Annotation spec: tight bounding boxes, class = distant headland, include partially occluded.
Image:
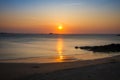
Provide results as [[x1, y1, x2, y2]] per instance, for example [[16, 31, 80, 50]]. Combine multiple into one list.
[[75, 43, 120, 53]]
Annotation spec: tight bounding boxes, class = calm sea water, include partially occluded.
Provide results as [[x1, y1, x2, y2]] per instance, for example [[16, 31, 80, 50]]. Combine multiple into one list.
[[0, 34, 120, 63]]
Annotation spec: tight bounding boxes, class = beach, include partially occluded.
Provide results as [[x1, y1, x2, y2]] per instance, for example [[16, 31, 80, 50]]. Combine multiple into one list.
[[0, 0, 120, 79], [0, 55, 120, 80]]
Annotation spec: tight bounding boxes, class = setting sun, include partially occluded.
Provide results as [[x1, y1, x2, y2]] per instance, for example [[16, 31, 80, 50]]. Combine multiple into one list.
[[58, 25, 63, 30]]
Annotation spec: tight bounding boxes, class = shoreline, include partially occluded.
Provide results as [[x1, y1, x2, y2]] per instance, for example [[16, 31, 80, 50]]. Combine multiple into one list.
[[0, 55, 120, 80], [0, 53, 118, 63]]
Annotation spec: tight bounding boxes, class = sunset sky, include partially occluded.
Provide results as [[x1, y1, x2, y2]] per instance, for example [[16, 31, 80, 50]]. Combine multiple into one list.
[[0, 0, 120, 34]]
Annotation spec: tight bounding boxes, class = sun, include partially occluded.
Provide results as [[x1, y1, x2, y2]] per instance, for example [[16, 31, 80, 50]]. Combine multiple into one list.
[[58, 25, 63, 30]]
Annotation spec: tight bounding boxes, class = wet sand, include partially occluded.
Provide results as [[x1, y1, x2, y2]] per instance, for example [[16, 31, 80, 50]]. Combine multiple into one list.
[[0, 55, 120, 80]]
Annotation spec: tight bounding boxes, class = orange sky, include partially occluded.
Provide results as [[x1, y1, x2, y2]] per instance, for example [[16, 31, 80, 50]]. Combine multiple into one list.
[[0, 0, 120, 34]]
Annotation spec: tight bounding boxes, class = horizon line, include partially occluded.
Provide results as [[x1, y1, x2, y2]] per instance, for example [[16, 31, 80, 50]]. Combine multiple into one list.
[[0, 32, 119, 35]]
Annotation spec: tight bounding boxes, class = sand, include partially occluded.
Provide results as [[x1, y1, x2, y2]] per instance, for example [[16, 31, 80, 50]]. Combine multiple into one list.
[[0, 55, 120, 80]]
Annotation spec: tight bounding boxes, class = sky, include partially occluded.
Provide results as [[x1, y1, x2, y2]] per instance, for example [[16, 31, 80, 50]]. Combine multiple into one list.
[[0, 0, 120, 34]]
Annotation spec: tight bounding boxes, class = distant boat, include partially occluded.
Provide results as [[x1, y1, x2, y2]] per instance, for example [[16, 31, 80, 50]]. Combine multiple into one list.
[[49, 33, 54, 35]]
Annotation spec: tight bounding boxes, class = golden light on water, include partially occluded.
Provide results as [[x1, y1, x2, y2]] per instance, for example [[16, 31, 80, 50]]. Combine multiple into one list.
[[56, 38, 64, 62]]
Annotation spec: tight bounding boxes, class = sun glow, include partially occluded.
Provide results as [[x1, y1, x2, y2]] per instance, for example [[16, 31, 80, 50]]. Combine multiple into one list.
[[58, 25, 63, 30]]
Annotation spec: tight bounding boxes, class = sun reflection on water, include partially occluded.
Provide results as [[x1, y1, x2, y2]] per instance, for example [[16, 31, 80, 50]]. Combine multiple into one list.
[[56, 37, 64, 62]]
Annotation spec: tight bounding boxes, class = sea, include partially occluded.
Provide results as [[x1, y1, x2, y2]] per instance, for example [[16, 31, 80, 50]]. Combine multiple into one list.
[[0, 33, 120, 63]]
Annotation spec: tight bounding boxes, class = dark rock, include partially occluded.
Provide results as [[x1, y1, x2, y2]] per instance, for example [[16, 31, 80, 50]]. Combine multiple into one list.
[[75, 46, 79, 49], [76, 43, 120, 53], [117, 34, 120, 36]]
